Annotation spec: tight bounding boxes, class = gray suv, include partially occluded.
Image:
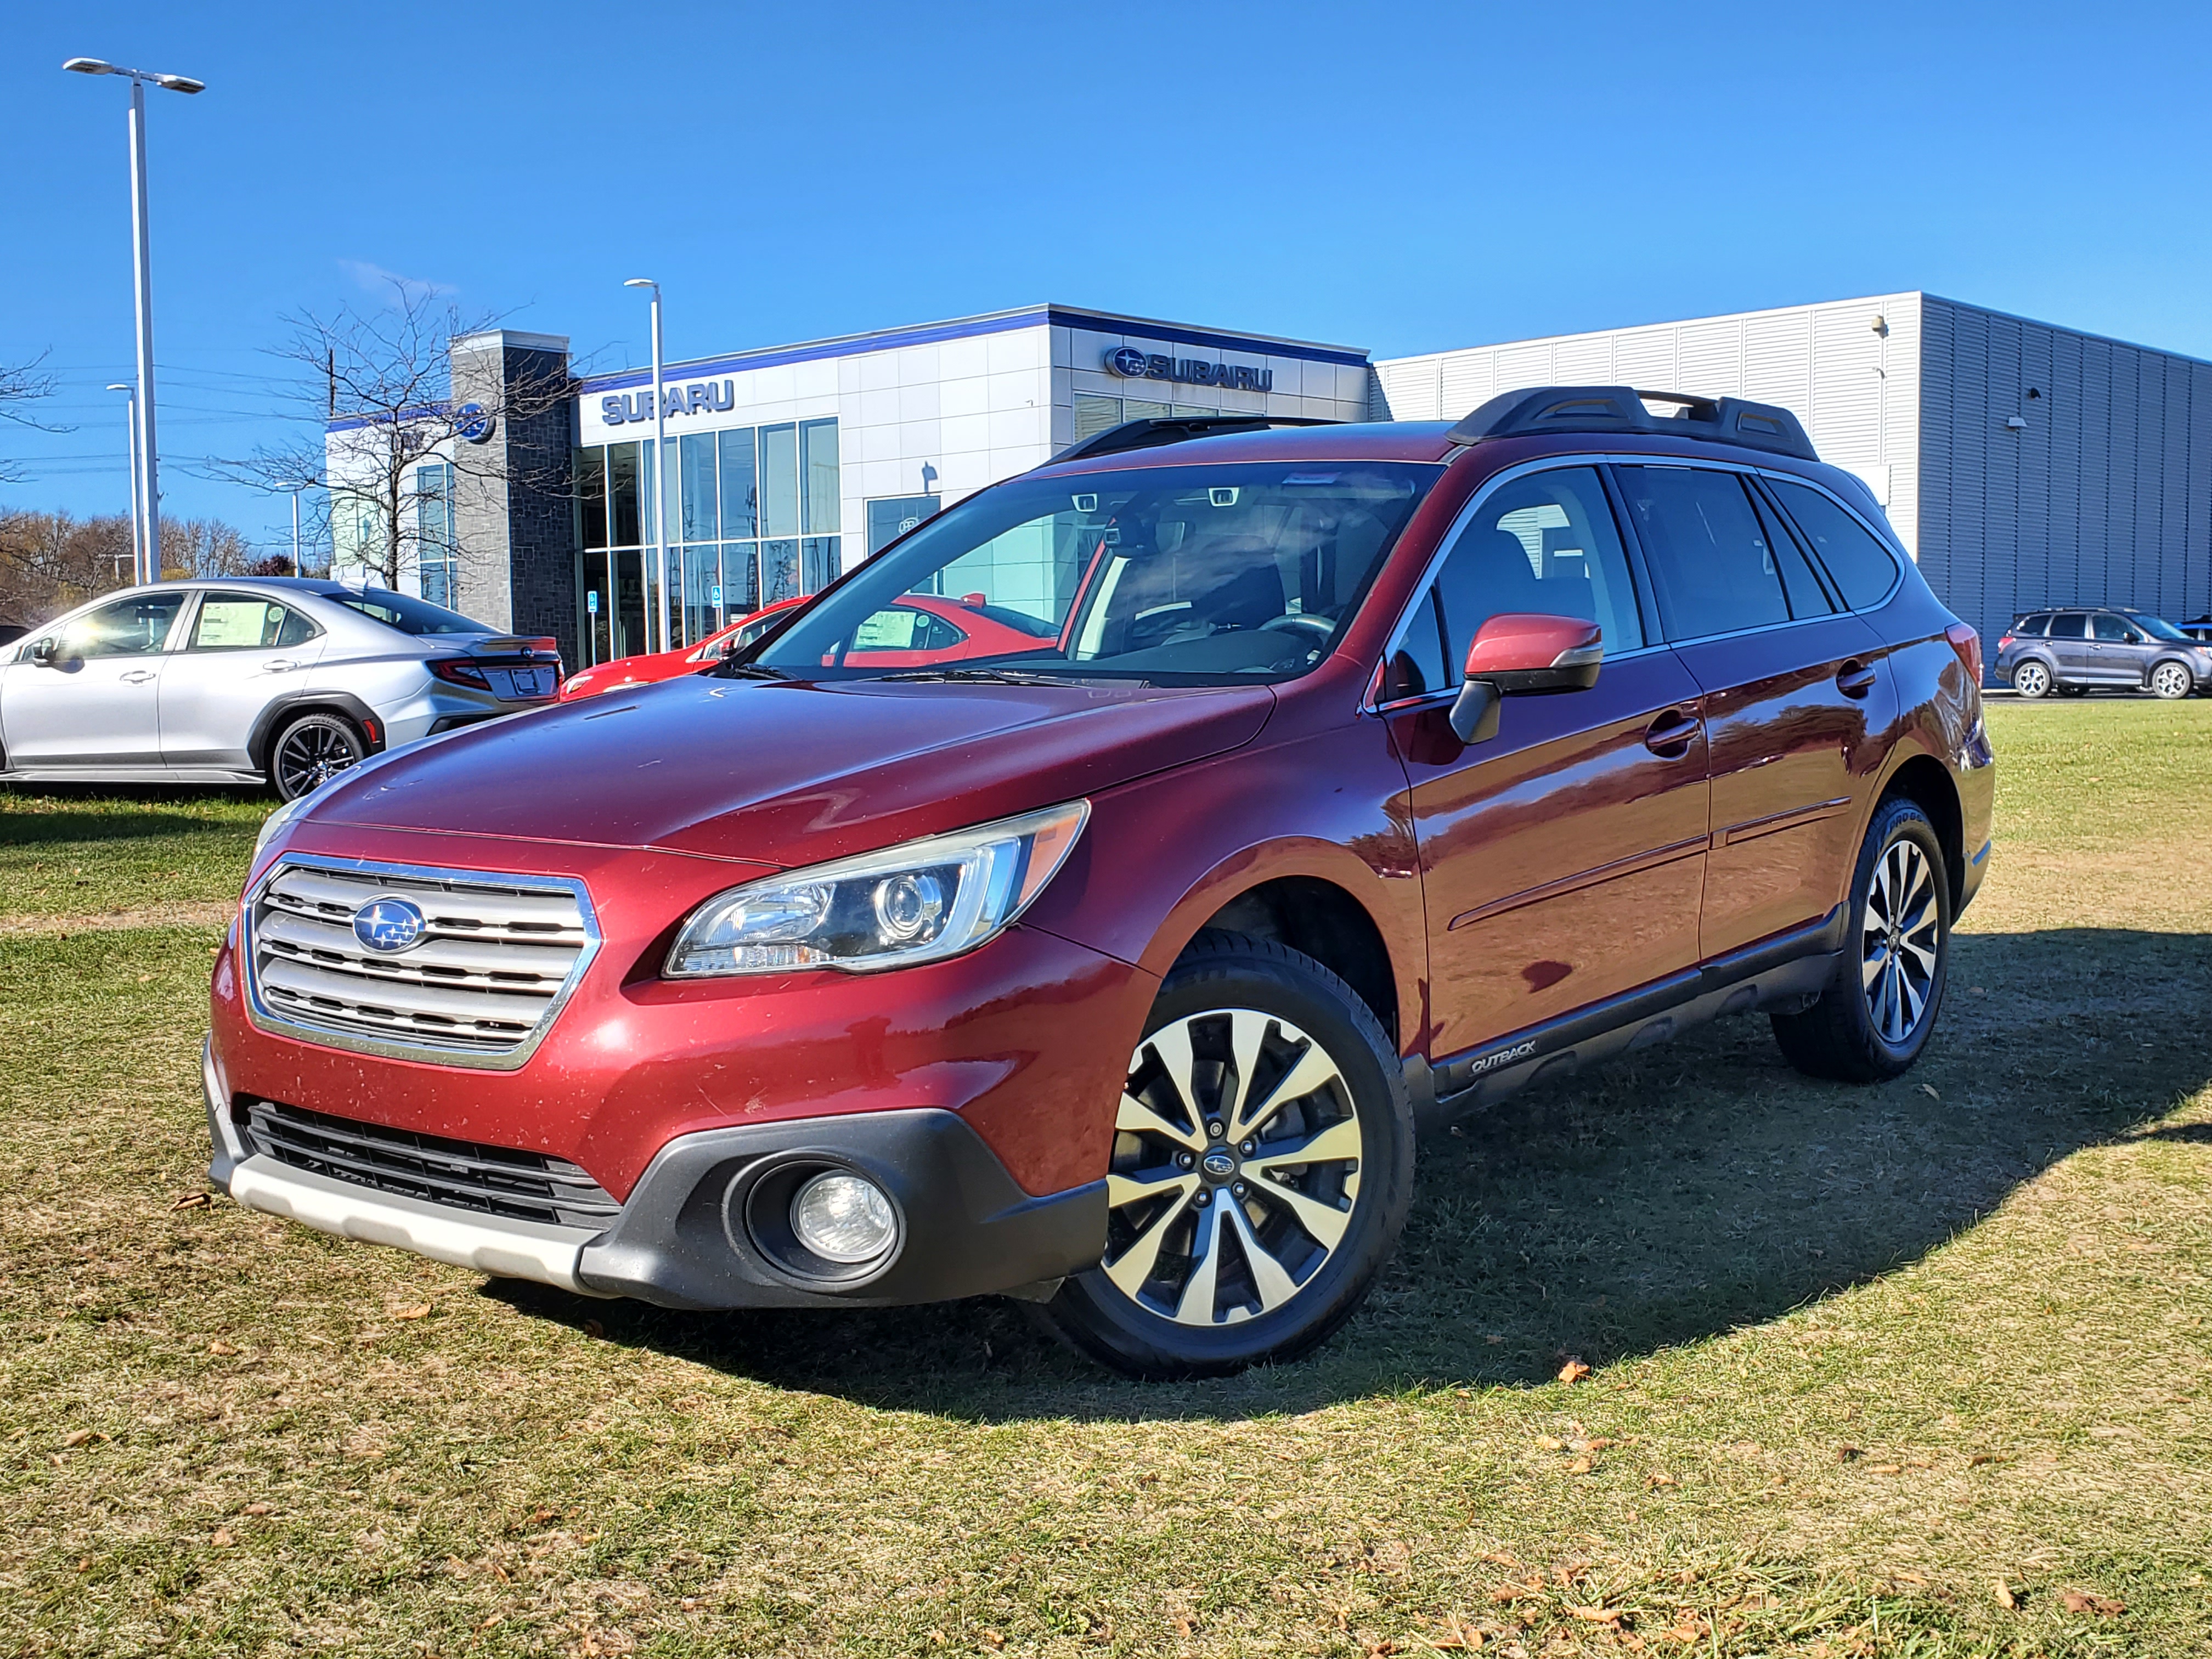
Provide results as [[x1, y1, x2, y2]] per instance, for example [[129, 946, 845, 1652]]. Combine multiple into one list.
[[0, 579, 562, 799], [1993, 607, 2211, 700]]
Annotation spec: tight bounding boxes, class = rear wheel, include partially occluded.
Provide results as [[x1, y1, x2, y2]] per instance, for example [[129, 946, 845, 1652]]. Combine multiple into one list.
[[2149, 661, 2193, 700], [1039, 933, 1413, 1379], [1771, 797, 1951, 1083], [269, 712, 366, 802], [2011, 659, 2052, 698]]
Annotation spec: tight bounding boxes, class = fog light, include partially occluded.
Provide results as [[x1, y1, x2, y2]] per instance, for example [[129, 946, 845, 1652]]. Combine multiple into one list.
[[790, 1171, 896, 1263]]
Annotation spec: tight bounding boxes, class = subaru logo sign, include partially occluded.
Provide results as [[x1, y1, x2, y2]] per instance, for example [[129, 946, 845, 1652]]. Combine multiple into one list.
[[354, 896, 427, 954], [1201, 1148, 1237, 1179], [456, 402, 495, 444], [1107, 346, 1150, 377], [1103, 346, 1274, 392]]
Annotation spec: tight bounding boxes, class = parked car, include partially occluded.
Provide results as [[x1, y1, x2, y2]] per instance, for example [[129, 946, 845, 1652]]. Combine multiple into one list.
[[1991, 607, 2211, 699], [206, 390, 1994, 1378], [0, 579, 563, 800], [2177, 617, 2212, 645], [558, 593, 1059, 701]]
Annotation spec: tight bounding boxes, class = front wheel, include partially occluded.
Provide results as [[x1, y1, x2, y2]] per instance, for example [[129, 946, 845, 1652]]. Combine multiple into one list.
[[1039, 933, 1414, 1379], [2011, 659, 2053, 698], [1771, 796, 1951, 1083], [269, 712, 366, 802], [2149, 661, 2194, 700]]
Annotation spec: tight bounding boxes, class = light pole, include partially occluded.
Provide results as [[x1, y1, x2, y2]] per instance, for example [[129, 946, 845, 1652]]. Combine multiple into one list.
[[285, 482, 309, 572], [65, 56, 204, 586], [623, 278, 671, 653], [105, 382, 139, 578]]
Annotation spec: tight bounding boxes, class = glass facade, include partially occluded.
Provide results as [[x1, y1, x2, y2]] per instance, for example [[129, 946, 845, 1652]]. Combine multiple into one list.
[[575, 419, 838, 659], [414, 461, 458, 610], [866, 494, 941, 556]]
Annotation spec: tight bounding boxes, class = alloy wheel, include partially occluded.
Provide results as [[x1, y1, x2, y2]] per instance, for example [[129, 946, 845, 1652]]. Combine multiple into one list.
[[2012, 661, 2050, 698], [275, 720, 363, 798], [1104, 1009, 1363, 1327], [2151, 662, 2192, 699], [1860, 838, 1940, 1045]]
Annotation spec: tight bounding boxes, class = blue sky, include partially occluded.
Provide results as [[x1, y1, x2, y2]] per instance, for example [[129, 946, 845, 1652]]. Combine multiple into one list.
[[4, 1, 2209, 550]]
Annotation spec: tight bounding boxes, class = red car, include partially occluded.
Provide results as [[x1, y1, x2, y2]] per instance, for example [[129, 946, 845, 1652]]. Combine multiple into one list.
[[207, 391, 1994, 1378], [558, 594, 1056, 700]]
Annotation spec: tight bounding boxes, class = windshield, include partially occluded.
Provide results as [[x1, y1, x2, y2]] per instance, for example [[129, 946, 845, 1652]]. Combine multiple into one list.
[[334, 589, 496, 636], [2134, 614, 2191, 642], [741, 461, 1438, 685]]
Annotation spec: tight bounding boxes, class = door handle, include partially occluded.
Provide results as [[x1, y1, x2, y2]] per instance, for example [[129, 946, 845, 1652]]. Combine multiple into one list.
[[120, 669, 157, 685], [1836, 660, 1877, 698], [1644, 708, 1702, 758], [262, 659, 298, 673]]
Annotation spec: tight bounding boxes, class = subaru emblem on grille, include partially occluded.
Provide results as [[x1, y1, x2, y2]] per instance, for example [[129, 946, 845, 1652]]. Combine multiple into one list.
[[353, 896, 427, 954]]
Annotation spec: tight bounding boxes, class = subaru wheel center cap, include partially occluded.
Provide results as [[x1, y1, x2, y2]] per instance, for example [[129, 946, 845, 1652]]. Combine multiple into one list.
[[354, 896, 428, 954], [1200, 1147, 1238, 1181]]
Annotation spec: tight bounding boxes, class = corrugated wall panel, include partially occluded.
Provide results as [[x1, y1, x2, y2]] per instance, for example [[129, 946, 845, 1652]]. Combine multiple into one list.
[[1550, 336, 1614, 383], [1372, 357, 1441, 421], [2160, 362, 2190, 619], [2107, 348, 2140, 611], [2018, 322, 2055, 620], [1918, 298, 1955, 605], [1742, 311, 1813, 413], [1809, 304, 1882, 475], [2190, 364, 2212, 622], [1983, 313, 2023, 637], [2047, 330, 2084, 608], [2078, 340, 2113, 605], [1492, 342, 1558, 396], [1611, 330, 1678, 388], [1438, 352, 1493, 421], [1675, 321, 1743, 397]]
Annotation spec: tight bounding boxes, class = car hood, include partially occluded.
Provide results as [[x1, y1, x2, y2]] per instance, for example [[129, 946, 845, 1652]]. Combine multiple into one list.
[[310, 673, 1277, 867]]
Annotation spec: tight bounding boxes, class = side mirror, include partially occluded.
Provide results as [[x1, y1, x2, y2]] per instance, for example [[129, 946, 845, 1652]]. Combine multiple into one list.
[[1448, 613, 1604, 744], [28, 638, 57, 666]]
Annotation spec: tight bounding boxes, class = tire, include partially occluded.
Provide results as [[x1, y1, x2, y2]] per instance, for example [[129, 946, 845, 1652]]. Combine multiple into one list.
[[2011, 659, 2053, 698], [1771, 796, 1951, 1084], [269, 712, 367, 802], [1038, 932, 1415, 1379], [2149, 661, 2194, 700]]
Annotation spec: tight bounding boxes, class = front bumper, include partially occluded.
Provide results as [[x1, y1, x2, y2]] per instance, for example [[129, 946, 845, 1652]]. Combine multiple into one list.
[[205, 1039, 1105, 1309]]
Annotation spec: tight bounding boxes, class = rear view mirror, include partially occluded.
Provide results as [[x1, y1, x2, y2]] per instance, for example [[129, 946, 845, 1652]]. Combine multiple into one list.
[[1448, 613, 1604, 744], [28, 638, 57, 665]]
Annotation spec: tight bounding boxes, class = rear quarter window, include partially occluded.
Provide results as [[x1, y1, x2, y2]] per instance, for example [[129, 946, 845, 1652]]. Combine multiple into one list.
[[1766, 479, 1903, 610]]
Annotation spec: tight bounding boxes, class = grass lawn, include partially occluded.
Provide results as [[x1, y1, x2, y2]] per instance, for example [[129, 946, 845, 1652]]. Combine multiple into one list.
[[2, 703, 2208, 1657]]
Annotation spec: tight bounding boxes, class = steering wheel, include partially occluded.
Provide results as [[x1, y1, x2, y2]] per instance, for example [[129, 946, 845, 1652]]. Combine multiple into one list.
[[1259, 612, 1335, 640]]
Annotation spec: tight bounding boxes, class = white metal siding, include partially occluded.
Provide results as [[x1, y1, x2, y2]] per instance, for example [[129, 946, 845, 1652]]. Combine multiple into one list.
[[1370, 292, 1927, 558]]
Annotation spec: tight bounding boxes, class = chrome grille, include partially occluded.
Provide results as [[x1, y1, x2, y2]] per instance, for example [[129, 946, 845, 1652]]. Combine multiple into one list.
[[239, 1099, 620, 1228], [247, 857, 597, 1068]]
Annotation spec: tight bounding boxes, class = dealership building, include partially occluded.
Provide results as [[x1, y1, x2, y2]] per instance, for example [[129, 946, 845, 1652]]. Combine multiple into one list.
[[328, 292, 2212, 670]]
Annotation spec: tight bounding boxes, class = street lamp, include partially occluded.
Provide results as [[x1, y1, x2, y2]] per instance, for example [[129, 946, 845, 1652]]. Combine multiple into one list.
[[623, 277, 671, 653], [105, 382, 139, 578], [283, 481, 311, 572], [65, 56, 205, 586]]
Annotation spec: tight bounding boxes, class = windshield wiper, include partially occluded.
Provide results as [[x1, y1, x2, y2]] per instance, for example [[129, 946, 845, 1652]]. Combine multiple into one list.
[[878, 666, 1074, 686], [712, 662, 787, 680]]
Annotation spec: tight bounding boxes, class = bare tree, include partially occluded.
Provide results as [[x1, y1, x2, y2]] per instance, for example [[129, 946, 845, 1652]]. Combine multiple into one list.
[[0, 352, 67, 485], [214, 280, 568, 591], [159, 516, 257, 579], [0, 510, 134, 625]]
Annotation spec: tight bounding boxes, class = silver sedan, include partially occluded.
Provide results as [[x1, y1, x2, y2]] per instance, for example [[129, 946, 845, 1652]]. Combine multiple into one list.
[[0, 578, 563, 799]]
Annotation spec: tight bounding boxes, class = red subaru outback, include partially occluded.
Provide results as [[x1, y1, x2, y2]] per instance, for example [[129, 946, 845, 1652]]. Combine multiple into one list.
[[207, 390, 1994, 1378]]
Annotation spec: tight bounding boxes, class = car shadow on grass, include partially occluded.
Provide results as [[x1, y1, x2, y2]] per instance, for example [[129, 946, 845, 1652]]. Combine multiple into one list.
[[488, 925, 2212, 1419]]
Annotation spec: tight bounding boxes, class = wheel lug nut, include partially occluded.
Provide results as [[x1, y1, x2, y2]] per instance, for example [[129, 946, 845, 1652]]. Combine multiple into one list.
[[1232, 1182, 1247, 1198], [1206, 1121, 1224, 1139], [1177, 1152, 1195, 1170], [1239, 1140, 1254, 1155], [1194, 1189, 1211, 1206]]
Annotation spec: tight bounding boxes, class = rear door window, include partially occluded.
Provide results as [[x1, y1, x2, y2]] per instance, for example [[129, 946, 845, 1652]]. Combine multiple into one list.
[[1613, 466, 1812, 640], [2047, 614, 2088, 640], [1765, 479, 1903, 610], [189, 593, 320, 651], [1427, 466, 1645, 684]]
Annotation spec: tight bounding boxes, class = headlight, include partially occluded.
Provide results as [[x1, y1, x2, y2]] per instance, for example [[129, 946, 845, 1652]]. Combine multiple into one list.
[[665, 800, 1089, 977]]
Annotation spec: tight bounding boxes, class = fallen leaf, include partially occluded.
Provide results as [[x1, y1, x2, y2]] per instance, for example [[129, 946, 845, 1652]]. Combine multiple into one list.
[[1428, 1615, 1483, 1649], [1868, 1464, 1903, 1475], [137, 973, 153, 984], [171, 1193, 210, 1210], [1565, 1455, 1595, 1475], [1644, 1472, 1678, 1489], [1567, 1606, 1622, 1625], [211, 1528, 236, 1548], [1535, 1436, 1566, 1452], [1888, 1570, 1929, 1587], [1919, 1084, 1940, 1101], [981, 1631, 1005, 1650], [1558, 1359, 1592, 1385], [242, 1502, 272, 1515], [1993, 1578, 2017, 1610], [2060, 1590, 2125, 1616], [391, 1304, 433, 1321], [61, 1429, 101, 1448], [209, 1340, 239, 1356], [679, 1598, 700, 1613]]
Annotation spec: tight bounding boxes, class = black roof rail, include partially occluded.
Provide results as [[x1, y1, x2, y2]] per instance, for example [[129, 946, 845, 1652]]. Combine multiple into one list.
[[1050, 414, 1339, 464], [1444, 385, 1819, 462]]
